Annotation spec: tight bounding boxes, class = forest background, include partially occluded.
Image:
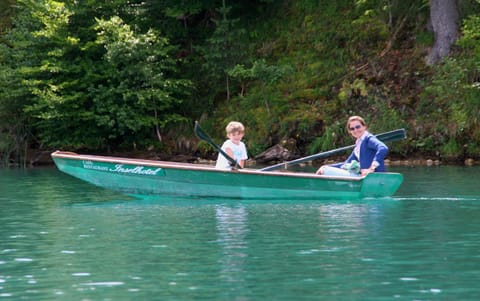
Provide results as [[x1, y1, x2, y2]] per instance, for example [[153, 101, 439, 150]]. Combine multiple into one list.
[[1, 0, 480, 167]]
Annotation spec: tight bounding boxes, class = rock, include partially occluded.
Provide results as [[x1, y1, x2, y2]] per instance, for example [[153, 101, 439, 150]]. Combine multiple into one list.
[[254, 144, 294, 163], [29, 150, 54, 166]]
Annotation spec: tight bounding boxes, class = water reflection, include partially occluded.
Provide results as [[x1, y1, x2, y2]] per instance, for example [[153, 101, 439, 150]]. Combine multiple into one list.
[[215, 205, 249, 293]]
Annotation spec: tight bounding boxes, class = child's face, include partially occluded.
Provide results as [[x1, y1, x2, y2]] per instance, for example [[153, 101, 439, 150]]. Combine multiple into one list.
[[227, 131, 244, 144]]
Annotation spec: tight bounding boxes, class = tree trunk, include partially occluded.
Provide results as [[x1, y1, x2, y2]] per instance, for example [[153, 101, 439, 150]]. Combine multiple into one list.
[[426, 0, 459, 65], [226, 73, 230, 101]]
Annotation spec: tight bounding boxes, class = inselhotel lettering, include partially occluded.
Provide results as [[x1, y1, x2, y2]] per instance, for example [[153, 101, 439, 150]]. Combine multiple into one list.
[[110, 164, 162, 175], [83, 161, 162, 175]]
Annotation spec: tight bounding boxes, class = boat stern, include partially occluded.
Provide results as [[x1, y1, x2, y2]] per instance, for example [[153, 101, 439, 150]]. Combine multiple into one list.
[[360, 172, 404, 198]]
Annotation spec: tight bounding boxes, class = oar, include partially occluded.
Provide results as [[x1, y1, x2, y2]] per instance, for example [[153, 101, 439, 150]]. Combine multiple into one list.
[[260, 128, 406, 171], [194, 121, 242, 169]]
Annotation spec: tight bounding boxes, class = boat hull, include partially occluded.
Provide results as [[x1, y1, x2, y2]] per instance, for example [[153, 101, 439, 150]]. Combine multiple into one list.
[[51, 151, 403, 200]]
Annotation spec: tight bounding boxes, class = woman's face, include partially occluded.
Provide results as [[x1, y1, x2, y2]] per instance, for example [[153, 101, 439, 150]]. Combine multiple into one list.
[[348, 120, 366, 139]]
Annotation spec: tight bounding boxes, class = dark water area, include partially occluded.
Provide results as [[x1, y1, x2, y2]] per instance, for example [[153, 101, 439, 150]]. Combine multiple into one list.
[[1, 166, 480, 300]]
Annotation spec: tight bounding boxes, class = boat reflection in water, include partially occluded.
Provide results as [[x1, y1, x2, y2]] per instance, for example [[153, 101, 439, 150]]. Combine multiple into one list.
[[215, 205, 249, 290]]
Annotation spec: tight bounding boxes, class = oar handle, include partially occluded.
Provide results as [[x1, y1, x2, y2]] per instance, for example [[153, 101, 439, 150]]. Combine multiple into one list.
[[261, 145, 355, 171], [260, 128, 406, 171]]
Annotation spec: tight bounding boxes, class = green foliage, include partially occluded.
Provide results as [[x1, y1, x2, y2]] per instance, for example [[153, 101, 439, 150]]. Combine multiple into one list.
[[216, 0, 434, 159], [0, 0, 15, 35], [441, 139, 461, 160], [218, 1, 359, 154], [419, 21, 480, 159], [2, 0, 480, 164], [0, 2, 38, 166], [338, 79, 369, 101], [94, 16, 191, 135], [457, 15, 480, 54], [350, 12, 389, 57], [200, 0, 248, 100], [308, 122, 344, 155], [228, 59, 293, 96], [196, 140, 215, 158], [1, 0, 192, 152], [0, 57, 30, 166], [367, 98, 406, 133]]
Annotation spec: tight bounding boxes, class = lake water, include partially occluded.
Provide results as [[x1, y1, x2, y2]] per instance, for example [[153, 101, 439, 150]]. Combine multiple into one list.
[[1, 166, 480, 300]]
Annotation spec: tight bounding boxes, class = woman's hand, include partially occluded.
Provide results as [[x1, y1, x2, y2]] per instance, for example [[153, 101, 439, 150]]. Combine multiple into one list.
[[361, 167, 375, 176], [315, 167, 324, 175]]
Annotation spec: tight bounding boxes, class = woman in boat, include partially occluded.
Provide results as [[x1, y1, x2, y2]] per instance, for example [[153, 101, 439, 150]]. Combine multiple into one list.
[[215, 121, 248, 170], [316, 116, 388, 177]]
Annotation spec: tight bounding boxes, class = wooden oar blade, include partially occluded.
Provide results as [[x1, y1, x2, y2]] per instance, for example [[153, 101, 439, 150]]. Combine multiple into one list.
[[194, 121, 211, 142], [376, 128, 406, 143]]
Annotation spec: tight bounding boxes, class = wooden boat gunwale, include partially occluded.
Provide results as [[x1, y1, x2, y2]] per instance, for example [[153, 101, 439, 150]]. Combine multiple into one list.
[[51, 151, 366, 181]]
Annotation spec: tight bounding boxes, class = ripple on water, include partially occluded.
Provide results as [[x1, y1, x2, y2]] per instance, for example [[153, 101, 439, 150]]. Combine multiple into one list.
[[14, 258, 33, 262], [72, 273, 91, 277], [399, 277, 418, 281], [2, 249, 17, 253], [61, 250, 76, 254], [419, 288, 442, 294], [296, 249, 320, 255], [80, 282, 125, 287]]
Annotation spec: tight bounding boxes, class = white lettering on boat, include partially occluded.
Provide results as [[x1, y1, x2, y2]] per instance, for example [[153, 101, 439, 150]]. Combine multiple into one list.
[[82, 161, 109, 171], [109, 164, 163, 175], [82, 161, 163, 175]]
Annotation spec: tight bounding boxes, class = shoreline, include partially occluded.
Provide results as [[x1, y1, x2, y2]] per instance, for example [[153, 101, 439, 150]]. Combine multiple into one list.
[[203, 157, 480, 168], [11, 149, 480, 168]]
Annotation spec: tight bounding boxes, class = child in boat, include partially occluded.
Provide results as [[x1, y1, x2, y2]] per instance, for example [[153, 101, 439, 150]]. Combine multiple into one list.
[[215, 121, 248, 170], [316, 116, 388, 177]]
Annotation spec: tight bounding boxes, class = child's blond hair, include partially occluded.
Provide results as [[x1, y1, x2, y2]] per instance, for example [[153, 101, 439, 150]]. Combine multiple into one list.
[[225, 121, 245, 135]]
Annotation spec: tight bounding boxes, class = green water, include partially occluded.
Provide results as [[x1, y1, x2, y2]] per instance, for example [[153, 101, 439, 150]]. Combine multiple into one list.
[[1, 166, 480, 300]]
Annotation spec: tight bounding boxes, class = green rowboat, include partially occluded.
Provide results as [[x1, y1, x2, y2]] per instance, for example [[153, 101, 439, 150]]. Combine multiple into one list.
[[51, 151, 403, 200]]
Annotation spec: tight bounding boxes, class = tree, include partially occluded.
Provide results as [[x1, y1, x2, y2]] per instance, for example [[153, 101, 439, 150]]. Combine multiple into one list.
[[0, 47, 31, 167], [202, 0, 247, 101], [94, 16, 191, 145], [0, 0, 16, 35], [427, 0, 459, 65], [0, 0, 39, 166], [4, 0, 191, 151]]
